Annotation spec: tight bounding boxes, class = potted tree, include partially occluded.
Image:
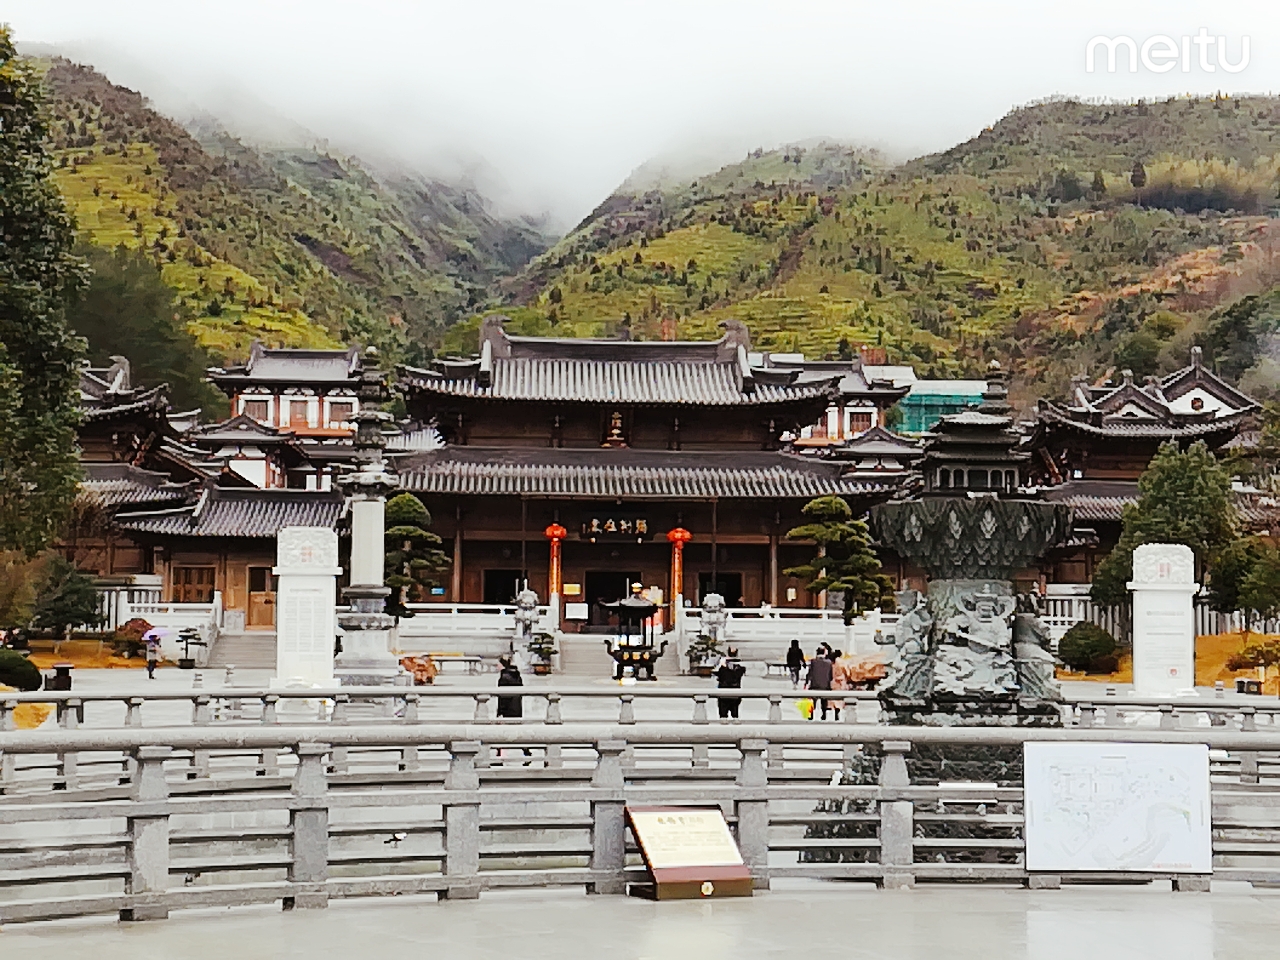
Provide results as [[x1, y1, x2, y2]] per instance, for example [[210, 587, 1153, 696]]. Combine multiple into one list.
[[686, 633, 722, 677], [526, 632, 557, 676]]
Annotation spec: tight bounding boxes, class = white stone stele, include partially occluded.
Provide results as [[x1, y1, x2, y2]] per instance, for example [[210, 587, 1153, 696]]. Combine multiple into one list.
[[1127, 543, 1198, 697], [272, 526, 341, 691]]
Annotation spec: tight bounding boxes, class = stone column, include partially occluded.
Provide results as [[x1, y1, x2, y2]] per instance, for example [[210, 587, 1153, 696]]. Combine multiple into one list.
[[334, 357, 401, 686], [273, 527, 341, 689], [1128, 543, 1198, 697]]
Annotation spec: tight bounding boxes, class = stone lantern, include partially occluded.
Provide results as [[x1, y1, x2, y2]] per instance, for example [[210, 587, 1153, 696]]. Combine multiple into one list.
[[333, 351, 401, 686]]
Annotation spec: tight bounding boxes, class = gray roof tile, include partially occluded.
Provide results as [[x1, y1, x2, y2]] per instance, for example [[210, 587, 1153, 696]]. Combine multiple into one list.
[[398, 447, 895, 499], [114, 487, 344, 538]]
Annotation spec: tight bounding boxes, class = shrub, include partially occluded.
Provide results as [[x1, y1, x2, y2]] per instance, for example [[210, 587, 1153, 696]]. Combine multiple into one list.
[[111, 617, 153, 657], [1058, 622, 1117, 673], [0, 649, 42, 691]]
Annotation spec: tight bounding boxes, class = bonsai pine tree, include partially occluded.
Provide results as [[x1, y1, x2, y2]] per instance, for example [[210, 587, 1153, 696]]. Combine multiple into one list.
[[383, 493, 450, 618], [31, 556, 105, 640], [1091, 441, 1235, 606], [0, 28, 88, 555], [785, 495, 893, 625]]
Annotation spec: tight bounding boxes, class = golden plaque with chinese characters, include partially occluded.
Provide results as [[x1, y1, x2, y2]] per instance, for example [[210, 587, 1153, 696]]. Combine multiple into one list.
[[625, 806, 753, 899]]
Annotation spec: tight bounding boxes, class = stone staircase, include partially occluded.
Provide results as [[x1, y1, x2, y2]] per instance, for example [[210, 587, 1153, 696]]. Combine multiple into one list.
[[555, 633, 679, 679], [206, 632, 277, 670]]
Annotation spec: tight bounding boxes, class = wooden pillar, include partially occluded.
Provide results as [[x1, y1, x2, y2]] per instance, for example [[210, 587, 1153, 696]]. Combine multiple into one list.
[[768, 533, 779, 606], [451, 508, 464, 602], [544, 523, 566, 627], [710, 498, 719, 586], [666, 527, 691, 625]]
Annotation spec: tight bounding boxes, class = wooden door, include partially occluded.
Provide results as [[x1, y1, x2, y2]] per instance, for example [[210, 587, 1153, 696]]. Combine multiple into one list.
[[247, 566, 277, 629], [173, 566, 215, 603]]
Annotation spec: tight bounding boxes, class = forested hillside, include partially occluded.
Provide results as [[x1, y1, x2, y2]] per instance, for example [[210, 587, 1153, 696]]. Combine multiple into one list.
[[39, 58, 550, 367], [484, 96, 1280, 402]]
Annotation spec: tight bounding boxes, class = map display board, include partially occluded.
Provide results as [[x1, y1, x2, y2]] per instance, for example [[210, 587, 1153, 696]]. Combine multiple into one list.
[[625, 806, 752, 899], [1024, 743, 1211, 873]]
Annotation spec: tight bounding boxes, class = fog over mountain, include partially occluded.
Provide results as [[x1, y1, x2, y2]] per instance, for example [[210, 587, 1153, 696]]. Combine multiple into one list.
[[9, 0, 1279, 232]]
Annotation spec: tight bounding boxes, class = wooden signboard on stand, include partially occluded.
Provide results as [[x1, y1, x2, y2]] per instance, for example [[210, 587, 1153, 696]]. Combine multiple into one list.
[[625, 806, 753, 900]]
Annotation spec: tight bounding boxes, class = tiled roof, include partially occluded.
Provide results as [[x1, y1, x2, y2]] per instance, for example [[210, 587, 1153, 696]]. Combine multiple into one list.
[[1040, 480, 1138, 523], [80, 384, 170, 422], [114, 487, 344, 538], [397, 447, 896, 499], [401, 359, 834, 406], [401, 315, 837, 407], [209, 342, 362, 386], [1041, 480, 1280, 531], [81, 463, 195, 510], [1037, 403, 1251, 438]]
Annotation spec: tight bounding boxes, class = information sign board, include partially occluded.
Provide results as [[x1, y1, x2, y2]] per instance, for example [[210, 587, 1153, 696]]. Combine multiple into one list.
[[625, 806, 752, 899]]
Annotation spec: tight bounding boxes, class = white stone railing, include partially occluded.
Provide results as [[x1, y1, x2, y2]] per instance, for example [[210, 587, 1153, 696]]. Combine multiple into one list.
[[674, 606, 900, 666], [389, 602, 553, 658]]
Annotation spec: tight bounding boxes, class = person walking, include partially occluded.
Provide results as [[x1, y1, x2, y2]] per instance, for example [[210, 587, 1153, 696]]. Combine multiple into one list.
[[144, 630, 162, 679], [785, 639, 806, 688], [805, 646, 833, 719], [496, 654, 524, 719], [714, 646, 746, 720], [495, 654, 531, 761], [829, 648, 850, 721]]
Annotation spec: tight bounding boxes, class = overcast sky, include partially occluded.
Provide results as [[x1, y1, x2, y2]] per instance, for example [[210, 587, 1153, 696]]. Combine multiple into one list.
[[7, 1, 1278, 231]]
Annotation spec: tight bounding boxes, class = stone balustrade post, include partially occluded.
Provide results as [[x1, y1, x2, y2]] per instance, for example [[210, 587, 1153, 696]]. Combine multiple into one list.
[[589, 739, 627, 895], [328, 695, 351, 774], [0, 700, 14, 791], [472, 695, 492, 769], [399, 694, 421, 771], [878, 740, 914, 889], [121, 745, 172, 921], [1159, 704, 1177, 730], [125, 697, 144, 727], [443, 740, 481, 900], [286, 742, 330, 910], [188, 695, 212, 780], [736, 738, 769, 889], [766, 695, 784, 769], [1242, 706, 1258, 732], [618, 694, 636, 725], [261, 694, 279, 724], [545, 693, 563, 768], [58, 697, 81, 790], [1078, 703, 1096, 728], [691, 695, 709, 769]]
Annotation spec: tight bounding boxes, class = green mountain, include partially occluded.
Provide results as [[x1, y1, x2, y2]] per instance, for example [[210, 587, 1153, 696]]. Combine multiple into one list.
[[40, 58, 551, 364], [476, 95, 1280, 402], [35, 51, 1280, 404]]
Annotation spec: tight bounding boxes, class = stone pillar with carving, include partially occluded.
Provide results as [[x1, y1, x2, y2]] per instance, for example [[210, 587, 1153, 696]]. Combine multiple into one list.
[[1128, 543, 1198, 697], [334, 355, 401, 686], [273, 526, 341, 688]]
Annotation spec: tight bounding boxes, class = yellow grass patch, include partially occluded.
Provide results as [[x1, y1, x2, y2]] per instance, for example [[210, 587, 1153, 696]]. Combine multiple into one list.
[[0, 685, 52, 729]]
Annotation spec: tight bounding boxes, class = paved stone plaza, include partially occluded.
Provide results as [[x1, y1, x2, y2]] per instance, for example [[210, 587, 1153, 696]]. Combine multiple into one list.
[[2, 883, 1277, 959]]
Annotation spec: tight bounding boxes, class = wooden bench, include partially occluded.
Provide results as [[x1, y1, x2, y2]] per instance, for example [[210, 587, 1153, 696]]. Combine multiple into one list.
[[765, 662, 792, 679]]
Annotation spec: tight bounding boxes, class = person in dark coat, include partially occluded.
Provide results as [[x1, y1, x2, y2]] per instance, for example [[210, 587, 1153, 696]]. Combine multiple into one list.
[[805, 647, 834, 720], [785, 639, 806, 688], [714, 646, 746, 719], [496, 655, 524, 719]]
